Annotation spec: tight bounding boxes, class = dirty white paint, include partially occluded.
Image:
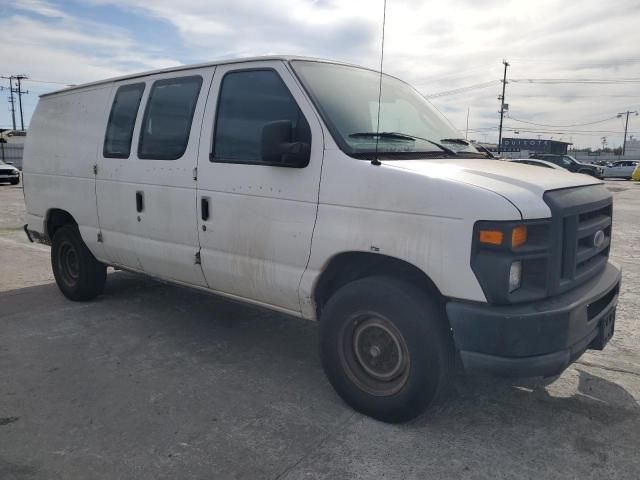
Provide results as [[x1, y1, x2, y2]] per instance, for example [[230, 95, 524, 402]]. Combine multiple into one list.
[[22, 56, 604, 320]]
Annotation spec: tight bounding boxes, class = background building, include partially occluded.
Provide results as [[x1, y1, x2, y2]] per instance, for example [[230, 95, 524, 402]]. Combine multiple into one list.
[[500, 138, 571, 155]]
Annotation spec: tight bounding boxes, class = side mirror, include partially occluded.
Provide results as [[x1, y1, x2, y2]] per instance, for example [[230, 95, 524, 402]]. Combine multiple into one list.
[[261, 120, 310, 168]]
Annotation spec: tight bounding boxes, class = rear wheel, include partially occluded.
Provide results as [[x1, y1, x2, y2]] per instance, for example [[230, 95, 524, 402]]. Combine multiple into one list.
[[51, 225, 106, 301], [319, 276, 453, 423]]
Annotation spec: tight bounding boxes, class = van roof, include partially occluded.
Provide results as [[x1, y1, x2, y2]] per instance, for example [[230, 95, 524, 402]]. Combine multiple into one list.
[[40, 55, 364, 98]]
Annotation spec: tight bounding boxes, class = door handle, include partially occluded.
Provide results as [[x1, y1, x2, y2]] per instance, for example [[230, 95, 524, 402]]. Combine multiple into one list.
[[201, 197, 210, 221], [136, 191, 144, 212]]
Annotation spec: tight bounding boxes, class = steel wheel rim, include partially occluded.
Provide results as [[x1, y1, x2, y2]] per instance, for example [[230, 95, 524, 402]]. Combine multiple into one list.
[[58, 240, 80, 287], [339, 313, 410, 396]]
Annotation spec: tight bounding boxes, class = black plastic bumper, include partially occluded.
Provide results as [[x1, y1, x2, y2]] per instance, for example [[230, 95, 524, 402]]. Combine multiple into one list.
[[447, 261, 621, 378]]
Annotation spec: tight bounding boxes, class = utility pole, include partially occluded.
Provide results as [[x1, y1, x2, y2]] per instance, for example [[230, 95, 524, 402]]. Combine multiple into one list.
[[497, 59, 509, 154], [3, 76, 17, 130], [14, 75, 29, 131], [601, 136, 607, 151], [465, 107, 470, 140], [617, 110, 638, 156]]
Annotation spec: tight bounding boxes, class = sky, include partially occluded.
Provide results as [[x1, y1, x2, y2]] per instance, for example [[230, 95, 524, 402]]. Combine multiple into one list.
[[1, 0, 639, 149]]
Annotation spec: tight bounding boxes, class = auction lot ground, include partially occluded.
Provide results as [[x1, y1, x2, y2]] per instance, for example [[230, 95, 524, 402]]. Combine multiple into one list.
[[1, 180, 639, 480]]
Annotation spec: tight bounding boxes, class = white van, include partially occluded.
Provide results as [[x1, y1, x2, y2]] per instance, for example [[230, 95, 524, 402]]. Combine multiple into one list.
[[23, 57, 621, 422]]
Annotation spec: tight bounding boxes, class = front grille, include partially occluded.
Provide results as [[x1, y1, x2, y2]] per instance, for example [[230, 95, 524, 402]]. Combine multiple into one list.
[[0, 169, 14, 175], [544, 184, 612, 295], [575, 205, 612, 273]]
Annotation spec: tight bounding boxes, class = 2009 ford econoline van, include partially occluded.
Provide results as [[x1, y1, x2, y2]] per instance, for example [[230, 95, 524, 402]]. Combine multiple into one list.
[[23, 56, 621, 422]]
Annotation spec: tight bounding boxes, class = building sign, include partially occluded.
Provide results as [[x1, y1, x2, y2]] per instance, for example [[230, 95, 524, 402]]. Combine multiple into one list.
[[501, 138, 570, 155], [488, 147, 520, 152], [502, 138, 550, 150]]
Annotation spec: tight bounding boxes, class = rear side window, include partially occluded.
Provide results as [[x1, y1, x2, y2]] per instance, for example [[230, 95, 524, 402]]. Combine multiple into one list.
[[138, 75, 203, 160], [103, 83, 145, 158], [212, 69, 310, 164]]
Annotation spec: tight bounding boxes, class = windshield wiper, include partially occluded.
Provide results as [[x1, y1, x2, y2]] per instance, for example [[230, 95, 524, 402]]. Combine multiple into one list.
[[441, 138, 469, 146], [348, 132, 457, 156], [441, 137, 496, 158], [349, 132, 415, 141]]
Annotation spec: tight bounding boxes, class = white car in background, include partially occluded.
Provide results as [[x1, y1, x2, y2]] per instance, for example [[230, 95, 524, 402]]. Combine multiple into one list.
[[602, 160, 639, 179], [0, 159, 20, 185]]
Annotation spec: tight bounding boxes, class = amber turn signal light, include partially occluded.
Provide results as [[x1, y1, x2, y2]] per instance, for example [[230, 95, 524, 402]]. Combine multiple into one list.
[[479, 230, 503, 246], [511, 225, 528, 247]]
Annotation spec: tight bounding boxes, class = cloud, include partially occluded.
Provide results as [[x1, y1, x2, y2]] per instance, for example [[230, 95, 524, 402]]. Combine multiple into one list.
[[0, 6, 182, 128], [11, 0, 67, 18], [1, 0, 639, 148]]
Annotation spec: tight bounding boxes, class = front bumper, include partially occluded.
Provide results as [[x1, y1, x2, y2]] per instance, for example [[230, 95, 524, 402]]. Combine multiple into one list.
[[0, 173, 19, 180], [447, 261, 621, 377]]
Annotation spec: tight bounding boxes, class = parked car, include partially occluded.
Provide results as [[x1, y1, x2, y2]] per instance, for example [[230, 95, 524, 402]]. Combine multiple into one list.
[[529, 154, 604, 178], [602, 160, 639, 179], [509, 158, 564, 170], [22, 56, 621, 422], [0, 159, 20, 185], [633, 164, 640, 181]]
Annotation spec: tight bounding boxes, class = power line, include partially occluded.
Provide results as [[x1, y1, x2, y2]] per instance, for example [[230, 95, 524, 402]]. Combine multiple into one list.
[[510, 78, 640, 85], [505, 114, 620, 128], [511, 94, 640, 99], [0, 75, 73, 86], [468, 126, 640, 136], [25, 78, 75, 86], [424, 80, 499, 99]]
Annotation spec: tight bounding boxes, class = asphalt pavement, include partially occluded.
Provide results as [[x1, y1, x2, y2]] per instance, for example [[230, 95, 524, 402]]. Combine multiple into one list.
[[1, 180, 639, 479]]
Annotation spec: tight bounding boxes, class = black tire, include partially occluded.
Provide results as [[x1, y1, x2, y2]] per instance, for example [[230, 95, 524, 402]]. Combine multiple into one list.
[[51, 225, 106, 301], [319, 276, 454, 423], [10, 179, 19, 185]]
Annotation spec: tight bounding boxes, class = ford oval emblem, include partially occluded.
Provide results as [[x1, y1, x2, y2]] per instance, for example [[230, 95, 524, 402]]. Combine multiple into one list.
[[592, 230, 605, 248]]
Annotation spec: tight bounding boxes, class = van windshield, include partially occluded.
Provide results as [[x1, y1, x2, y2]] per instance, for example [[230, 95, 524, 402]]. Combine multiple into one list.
[[291, 60, 479, 158]]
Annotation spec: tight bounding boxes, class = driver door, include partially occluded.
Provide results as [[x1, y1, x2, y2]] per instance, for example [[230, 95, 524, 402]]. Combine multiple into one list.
[[195, 61, 324, 313]]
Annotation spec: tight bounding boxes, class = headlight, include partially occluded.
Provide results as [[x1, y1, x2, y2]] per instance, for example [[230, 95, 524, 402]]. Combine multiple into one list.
[[509, 261, 522, 292], [472, 219, 551, 304], [478, 225, 527, 248]]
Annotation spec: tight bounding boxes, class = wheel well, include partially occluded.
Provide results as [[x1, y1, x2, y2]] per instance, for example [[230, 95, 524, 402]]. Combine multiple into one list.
[[46, 209, 76, 240], [313, 252, 444, 317]]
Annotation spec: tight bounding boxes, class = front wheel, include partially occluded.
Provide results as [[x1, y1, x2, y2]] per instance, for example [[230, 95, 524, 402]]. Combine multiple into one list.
[[51, 225, 106, 301], [10, 178, 19, 185], [319, 276, 453, 423]]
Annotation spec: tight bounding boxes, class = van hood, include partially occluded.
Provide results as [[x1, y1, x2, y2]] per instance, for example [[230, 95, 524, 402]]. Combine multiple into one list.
[[384, 158, 602, 219]]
